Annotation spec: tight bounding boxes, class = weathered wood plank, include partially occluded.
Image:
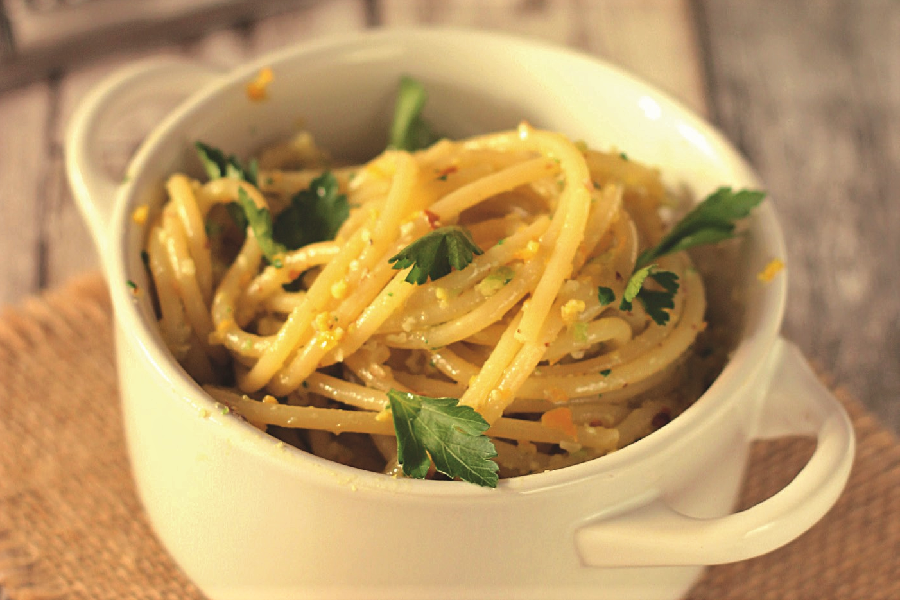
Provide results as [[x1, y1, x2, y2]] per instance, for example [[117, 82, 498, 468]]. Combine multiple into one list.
[[577, 0, 706, 116], [0, 82, 50, 305], [249, 0, 368, 55], [43, 0, 368, 291], [697, 0, 900, 432], [380, 0, 573, 42], [379, 0, 705, 114]]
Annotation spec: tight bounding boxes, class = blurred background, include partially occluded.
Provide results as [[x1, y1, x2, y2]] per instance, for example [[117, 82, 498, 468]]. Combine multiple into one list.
[[0, 0, 896, 437]]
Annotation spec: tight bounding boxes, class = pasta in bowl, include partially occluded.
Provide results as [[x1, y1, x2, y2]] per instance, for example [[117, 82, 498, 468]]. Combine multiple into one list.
[[66, 29, 853, 600], [148, 105, 750, 486]]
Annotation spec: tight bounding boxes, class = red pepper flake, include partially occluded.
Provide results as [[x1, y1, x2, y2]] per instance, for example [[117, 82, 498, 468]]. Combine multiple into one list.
[[434, 165, 458, 181], [424, 210, 441, 229]]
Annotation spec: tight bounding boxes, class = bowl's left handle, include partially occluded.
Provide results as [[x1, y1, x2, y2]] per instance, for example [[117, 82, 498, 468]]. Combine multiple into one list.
[[574, 338, 855, 566], [65, 58, 221, 265]]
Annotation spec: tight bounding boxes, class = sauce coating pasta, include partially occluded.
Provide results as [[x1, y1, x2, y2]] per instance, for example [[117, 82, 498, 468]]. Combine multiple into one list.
[[145, 122, 727, 480]]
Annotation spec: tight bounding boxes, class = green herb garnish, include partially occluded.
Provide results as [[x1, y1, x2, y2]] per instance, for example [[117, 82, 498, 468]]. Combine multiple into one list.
[[387, 389, 499, 488], [225, 202, 248, 231], [195, 141, 258, 234], [614, 187, 764, 325], [389, 76, 440, 151], [597, 286, 615, 306], [572, 321, 589, 343], [635, 187, 765, 269], [388, 226, 483, 284], [196, 142, 351, 271], [476, 265, 515, 296], [236, 188, 285, 267], [273, 171, 349, 249], [195, 141, 258, 186], [619, 265, 680, 326]]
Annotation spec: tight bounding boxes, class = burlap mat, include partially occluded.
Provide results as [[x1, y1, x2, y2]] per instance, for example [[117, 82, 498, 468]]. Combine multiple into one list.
[[0, 273, 897, 600]]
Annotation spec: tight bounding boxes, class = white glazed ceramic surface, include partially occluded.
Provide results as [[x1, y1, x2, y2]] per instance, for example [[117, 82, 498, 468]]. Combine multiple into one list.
[[65, 29, 854, 600]]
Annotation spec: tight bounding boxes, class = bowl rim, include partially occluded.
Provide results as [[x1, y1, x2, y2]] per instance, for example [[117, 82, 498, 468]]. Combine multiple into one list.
[[101, 27, 788, 496]]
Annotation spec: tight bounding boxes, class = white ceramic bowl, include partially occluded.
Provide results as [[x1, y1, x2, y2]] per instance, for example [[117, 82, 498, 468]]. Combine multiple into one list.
[[66, 29, 854, 600]]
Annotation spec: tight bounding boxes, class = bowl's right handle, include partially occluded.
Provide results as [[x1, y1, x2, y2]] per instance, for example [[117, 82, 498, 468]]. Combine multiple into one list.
[[65, 58, 221, 263], [575, 337, 855, 566]]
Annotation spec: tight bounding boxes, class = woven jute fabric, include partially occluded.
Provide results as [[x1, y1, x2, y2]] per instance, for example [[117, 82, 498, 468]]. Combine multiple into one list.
[[0, 274, 897, 600]]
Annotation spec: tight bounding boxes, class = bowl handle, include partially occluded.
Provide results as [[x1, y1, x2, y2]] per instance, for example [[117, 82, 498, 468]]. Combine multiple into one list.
[[574, 337, 855, 566], [65, 58, 221, 263]]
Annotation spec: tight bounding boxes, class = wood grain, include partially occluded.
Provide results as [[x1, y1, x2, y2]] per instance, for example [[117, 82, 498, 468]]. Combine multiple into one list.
[[575, 0, 707, 116], [695, 0, 900, 432], [41, 0, 368, 291], [380, 0, 705, 113]]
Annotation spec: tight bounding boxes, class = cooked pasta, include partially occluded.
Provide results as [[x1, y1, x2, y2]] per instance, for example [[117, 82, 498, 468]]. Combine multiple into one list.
[[143, 122, 728, 480]]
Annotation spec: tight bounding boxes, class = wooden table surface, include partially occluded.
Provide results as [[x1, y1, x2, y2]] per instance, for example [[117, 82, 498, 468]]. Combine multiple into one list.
[[0, 0, 896, 451]]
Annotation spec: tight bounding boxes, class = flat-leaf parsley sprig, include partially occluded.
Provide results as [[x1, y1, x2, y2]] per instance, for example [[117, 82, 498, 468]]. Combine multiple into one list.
[[387, 389, 499, 488], [618, 265, 680, 326], [195, 141, 259, 186], [599, 187, 765, 326], [272, 171, 349, 249], [635, 187, 765, 269], [388, 226, 484, 285], [195, 142, 350, 270], [235, 188, 287, 267], [388, 76, 441, 152]]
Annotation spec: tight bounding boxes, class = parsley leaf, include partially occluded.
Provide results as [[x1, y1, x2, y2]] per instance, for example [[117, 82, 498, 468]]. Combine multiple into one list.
[[620, 264, 655, 310], [616, 187, 763, 325], [388, 226, 483, 284], [196, 141, 352, 275], [225, 202, 249, 232], [195, 141, 258, 186], [636, 187, 765, 269], [389, 76, 440, 151], [387, 389, 499, 488], [237, 188, 286, 267], [273, 171, 349, 249], [195, 141, 259, 233], [648, 269, 679, 293], [620, 265, 680, 326], [597, 286, 616, 306]]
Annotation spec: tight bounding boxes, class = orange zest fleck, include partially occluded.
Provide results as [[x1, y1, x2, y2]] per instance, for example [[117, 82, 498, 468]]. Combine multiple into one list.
[[246, 67, 274, 101], [757, 258, 785, 283], [541, 407, 577, 439], [131, 205, 148, 225]]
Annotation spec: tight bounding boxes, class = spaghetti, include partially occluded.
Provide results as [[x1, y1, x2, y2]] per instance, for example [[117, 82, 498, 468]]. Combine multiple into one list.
[[144, 122, 728, 480]]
